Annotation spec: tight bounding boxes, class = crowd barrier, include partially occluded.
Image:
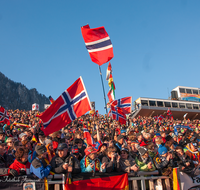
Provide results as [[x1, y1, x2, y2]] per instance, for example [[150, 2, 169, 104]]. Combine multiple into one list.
[[4, 169, 200, 190]]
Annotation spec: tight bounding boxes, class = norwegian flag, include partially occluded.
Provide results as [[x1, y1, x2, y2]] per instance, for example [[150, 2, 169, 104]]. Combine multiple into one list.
[[158, 114, 165, 121], [111, 97, 132, 114], [154, 116, 158, 121], [0, 106, 10, 124], [38, 77, 92, 136], [83, 125, 102, 150], [81, 24, 114, 66], [111, 106, 126, 125], [167, 108, 173, 120]]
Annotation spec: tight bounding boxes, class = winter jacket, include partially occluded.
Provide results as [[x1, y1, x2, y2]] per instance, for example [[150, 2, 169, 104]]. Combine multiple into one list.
[[119, 156, 137, 173], [30, 157, 51, 179], [0, 153, 14, 176], [9, 159, 30, 175], [102, 156, 121, 173], [50, 154, 80, 174], [135, 155, 156, 172]]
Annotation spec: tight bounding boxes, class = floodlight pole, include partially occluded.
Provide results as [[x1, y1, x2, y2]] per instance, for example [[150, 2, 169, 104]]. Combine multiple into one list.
[[98, 65, 108, 114]]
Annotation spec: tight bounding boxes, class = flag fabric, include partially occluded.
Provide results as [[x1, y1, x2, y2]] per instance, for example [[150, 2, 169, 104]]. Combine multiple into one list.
[[49, 96, 55, 104], [81, 24, 114, 66], [158, 114, 165, 121], [111, 106, 126, 125], [0, 106, 10, 124], [38, 77, 92, 136], [107, 89, 115, 103], [111, 97, 132, 114], [167, 108, 173, 120], [173, 168, 181, 190], [83, 125, 102, 150], [106, 62, 112, 80], [153, 116, 158, 121], [65, 172, 129, 190]]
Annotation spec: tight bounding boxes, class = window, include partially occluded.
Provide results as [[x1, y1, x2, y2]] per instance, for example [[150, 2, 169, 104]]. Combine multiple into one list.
[[141, 100, 148, 106], [157, 101, 164, 107], [179, 103, 186, 108], [164, 102, 171, 107], [149, 101, 156, 106], [193, 104, 199, 109], [180, 88, 185, 93], [186, 89, 192, 94], [172, 102, 178, 108], [186, 104, 192, 109], [193, 90, 198, 94]]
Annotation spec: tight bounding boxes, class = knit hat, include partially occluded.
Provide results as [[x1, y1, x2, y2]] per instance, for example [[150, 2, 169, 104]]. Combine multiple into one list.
[[71, 146, 79, 155], [138, 147, 148, 156], [136, 133, 142, 137], [57, 143, 68, 150], [140, 141, 148, 147], [121, 130, 126, 134], [117, 134, 124, 141], [19, 133, 27, 139], [35, 144, 47, 155], [84, 147, 97, 156], [44, 139, 52, 146], [158, 145, 168, 155], [92, 131, 97, 137]]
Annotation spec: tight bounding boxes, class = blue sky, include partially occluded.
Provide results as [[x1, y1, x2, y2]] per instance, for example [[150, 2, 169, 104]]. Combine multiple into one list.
[[1, 0, 200, 114]]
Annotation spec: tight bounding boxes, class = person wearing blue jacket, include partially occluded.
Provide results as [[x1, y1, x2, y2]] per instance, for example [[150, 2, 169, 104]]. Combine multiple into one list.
[[30, 144, 51, 179]]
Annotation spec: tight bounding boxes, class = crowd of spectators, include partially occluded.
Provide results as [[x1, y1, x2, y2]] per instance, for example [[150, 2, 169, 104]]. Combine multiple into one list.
[[0, 109, 200, 183]]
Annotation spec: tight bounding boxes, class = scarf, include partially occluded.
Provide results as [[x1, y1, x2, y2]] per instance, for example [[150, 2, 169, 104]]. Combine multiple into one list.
[[85, 157, 100, 172]]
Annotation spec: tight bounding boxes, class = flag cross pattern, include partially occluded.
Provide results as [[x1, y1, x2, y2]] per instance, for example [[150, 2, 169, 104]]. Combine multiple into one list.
[[43, 90, 87, 129], [116, 99, 131, 109], [0, 110, 9, 121], [111, 109, 124, 121]]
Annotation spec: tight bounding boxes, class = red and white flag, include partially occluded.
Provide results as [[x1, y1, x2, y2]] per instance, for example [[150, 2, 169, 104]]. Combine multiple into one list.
[[81, 24, 114, 66], [158, 114, 165, 121], [111, 97, 132, 114], [167, 108, 173, 120], [111, 106, 126, 125], [38, 77, 92, 136], [107, 90, 115, 103], [0, 106, 10, 124]]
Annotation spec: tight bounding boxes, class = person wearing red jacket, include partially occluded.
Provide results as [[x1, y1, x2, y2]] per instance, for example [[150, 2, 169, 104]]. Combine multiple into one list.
[[9, 147, 30, 175]]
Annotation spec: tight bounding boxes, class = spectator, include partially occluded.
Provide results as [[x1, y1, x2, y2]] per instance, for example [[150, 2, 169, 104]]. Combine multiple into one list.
[[80, 146, 106, 173], [102, 146, 121, 173], [50, 143, 70, 174], [30, 144, 51, 179], [9, 148, 30, 175], [119, 147, 139, 174], [136, 147, 156, 172]]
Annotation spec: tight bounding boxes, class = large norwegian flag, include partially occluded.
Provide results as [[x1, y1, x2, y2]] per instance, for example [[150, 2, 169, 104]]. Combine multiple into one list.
[[111, 106, 126, 125], [0, 106, 10, 124], [38, 77, 92, 136], [111, 97, 132, 114], [81, 24, 114, 66]]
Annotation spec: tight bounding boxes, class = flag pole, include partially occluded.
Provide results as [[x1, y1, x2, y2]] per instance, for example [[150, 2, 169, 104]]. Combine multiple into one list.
[[98, 65, 108, 114]]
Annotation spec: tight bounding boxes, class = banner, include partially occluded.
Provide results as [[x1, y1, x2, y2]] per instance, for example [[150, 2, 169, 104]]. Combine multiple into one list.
[[65, 172, 129, 190]]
